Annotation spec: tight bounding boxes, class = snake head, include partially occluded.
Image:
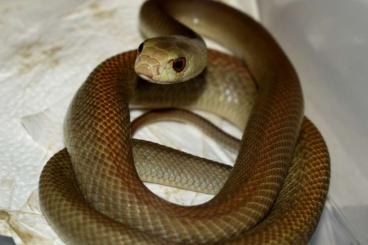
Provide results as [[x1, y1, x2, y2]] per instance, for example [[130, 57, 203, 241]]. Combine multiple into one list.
[[134, 35, 207, 84]]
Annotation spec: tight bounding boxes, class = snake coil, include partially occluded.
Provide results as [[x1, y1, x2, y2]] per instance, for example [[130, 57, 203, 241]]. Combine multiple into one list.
[[39, 0, 330, 244]]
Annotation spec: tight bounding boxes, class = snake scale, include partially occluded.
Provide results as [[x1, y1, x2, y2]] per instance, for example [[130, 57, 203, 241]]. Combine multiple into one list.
[[39, 0, 330, 244]]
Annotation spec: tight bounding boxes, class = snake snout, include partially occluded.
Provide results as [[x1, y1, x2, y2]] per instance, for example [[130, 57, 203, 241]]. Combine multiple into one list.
[[135, 63, 154, 79], [134, 55, 161, 82]]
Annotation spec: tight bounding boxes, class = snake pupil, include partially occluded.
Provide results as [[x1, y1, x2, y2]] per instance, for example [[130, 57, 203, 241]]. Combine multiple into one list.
[[173, 57, 186, 72], [137, 42, 144, 53]]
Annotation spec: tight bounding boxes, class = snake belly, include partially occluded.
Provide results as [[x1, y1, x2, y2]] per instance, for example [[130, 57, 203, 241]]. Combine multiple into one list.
[[39, 0, 330, 244]]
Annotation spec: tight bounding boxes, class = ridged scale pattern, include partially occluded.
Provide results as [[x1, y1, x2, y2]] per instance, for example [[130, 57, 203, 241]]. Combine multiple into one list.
[[39, 0, 330, 244]]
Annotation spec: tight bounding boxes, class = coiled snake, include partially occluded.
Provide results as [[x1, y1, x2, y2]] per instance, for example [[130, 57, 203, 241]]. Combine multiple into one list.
[[39, 0, 330, 244]]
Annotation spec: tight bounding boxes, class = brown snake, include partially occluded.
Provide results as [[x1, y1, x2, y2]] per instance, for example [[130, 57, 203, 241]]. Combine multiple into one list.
[[39, 0, 330, 244]]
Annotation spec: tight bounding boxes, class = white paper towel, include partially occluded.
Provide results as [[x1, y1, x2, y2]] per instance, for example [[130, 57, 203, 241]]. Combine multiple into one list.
[[0, 0, 365, 244]]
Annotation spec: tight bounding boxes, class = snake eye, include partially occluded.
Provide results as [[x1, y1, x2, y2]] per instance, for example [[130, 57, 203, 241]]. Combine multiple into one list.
[[172, 57, 186, 72], [137, 42, 144, 53]]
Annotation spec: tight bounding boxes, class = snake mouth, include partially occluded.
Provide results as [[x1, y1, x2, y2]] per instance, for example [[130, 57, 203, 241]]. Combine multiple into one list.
[[138, 74, 156, 83]]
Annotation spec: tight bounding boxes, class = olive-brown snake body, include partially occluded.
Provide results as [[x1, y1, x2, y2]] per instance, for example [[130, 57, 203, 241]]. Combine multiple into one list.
[[39, 0, 330, 244]]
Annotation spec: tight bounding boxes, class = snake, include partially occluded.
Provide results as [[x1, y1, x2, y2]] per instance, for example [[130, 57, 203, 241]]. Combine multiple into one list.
[[38, 0, 330, 244]]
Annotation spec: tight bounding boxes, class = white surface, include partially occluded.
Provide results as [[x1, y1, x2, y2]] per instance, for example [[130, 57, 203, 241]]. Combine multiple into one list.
[[0, 0, 365, 244], [258, 1, 368, 244]]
